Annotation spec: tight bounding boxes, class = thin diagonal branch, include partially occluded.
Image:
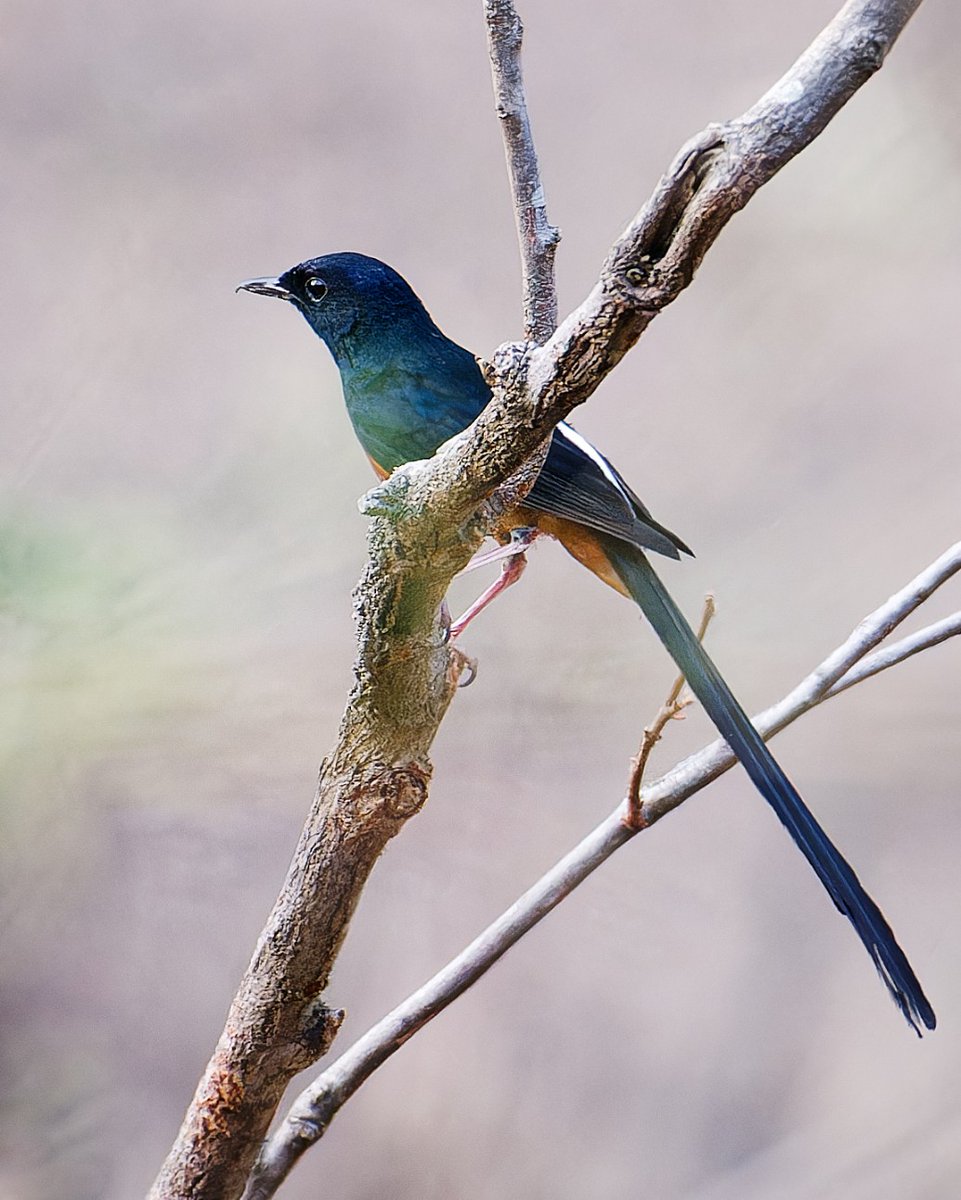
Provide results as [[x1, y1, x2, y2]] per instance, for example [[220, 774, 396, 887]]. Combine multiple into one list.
[[242, 543, 959, 1200], [826, 611, 961, 697], [485, 0, 560, 342], [643, 539, 961, 823], [388, 0, 925, 532]]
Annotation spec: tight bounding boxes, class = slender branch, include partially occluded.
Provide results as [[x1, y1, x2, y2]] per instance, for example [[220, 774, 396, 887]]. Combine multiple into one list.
[[386, 0, 925, 534], [242, 545, 959, 1199], [826, 611, 961, 697], [485, 0, 560, 342], [518, 0, 927, 423], [642, 539, 961, 823]]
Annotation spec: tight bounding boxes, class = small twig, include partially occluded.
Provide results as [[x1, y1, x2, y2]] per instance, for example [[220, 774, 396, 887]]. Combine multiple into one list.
[[485, 0, 560, 342], [626, 594, 716, 826], [241, 546, 959, 1200], [825, 610, 961, 698]]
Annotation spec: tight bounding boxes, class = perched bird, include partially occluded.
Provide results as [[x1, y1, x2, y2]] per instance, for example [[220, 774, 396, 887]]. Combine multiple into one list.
[[239, 252, 934, 1033]]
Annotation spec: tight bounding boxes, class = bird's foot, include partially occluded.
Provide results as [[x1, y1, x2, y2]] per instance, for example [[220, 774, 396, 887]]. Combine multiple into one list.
[[452, 648, 478, 687], [439, 599, 453, 644]]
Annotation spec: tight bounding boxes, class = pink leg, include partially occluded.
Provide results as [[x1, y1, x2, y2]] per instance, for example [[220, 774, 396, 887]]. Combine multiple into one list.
[[449, 527, 538, 640], [456, 537, 534, 576]]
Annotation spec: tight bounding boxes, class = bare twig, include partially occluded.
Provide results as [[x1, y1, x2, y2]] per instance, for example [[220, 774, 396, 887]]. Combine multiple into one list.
[[242, 545, 959, 1199], [520, 0, 928, 414], [625, 594, 716, 826], [825, 611, 961, 697], [485, 0, 560, 342]]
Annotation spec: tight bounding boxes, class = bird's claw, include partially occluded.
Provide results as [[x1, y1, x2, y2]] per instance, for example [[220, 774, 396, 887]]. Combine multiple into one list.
[[439, 600, 453, 644], [454, 650, 478, 687]]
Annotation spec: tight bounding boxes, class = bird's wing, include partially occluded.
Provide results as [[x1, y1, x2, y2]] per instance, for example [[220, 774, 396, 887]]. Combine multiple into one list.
[[524, 423, 691, 560]]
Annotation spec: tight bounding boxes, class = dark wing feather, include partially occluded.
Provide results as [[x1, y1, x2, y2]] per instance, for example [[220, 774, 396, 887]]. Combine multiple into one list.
[[525, 424, 692, 560]]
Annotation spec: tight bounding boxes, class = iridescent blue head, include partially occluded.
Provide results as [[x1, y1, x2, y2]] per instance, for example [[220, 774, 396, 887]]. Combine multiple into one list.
[[238, 252, 490, 469], [238, 252, 440, 368]]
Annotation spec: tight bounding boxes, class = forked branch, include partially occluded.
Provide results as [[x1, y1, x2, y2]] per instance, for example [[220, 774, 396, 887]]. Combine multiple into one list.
[[243, 543, 960, 1199]]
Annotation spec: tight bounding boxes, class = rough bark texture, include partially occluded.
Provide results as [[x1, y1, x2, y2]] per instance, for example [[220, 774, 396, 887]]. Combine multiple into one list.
[[148, 504, 470, 1198]]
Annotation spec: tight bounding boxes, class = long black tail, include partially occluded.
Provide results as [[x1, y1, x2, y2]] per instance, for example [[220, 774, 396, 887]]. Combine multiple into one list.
[[602, 536, 935, 1034]]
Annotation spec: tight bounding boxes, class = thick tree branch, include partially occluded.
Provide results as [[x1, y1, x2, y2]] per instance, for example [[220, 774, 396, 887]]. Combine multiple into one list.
[[243, 543, 960, 1199], [485, 0, 560, 342], [149, 3, 928, 1197], [374, 0, 923, 541], [147, 511, 473, 1200]]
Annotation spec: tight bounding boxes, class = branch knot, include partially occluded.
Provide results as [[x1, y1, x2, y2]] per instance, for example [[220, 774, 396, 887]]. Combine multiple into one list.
[[369, 762, 431, 821], [293, 998, 345, 1065], [359, 468, 418, 518]]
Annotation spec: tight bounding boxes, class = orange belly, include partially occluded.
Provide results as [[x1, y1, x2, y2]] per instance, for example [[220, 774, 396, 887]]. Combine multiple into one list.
[[503, 505, 630, 598]]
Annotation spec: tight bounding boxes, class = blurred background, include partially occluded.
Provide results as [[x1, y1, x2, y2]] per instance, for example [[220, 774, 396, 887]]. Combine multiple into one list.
[[2, 1, 960, 1197]]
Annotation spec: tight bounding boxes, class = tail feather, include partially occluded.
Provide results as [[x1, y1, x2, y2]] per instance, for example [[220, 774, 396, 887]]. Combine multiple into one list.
[[603, 537, 935, 1034]]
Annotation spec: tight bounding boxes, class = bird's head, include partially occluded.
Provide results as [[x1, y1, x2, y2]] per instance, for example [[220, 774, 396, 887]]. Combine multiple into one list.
[[237, 252, 434, 366]]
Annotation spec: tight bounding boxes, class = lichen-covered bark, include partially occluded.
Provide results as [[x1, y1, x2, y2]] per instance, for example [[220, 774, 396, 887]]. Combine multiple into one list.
[[149, 504, 471, 1199]]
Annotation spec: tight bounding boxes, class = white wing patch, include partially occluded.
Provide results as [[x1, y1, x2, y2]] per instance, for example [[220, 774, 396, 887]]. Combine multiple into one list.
[[557, 422, 633, 507]]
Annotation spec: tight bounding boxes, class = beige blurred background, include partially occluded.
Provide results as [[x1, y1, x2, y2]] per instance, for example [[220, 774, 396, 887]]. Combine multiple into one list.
[[3, 2, 960, 1197]]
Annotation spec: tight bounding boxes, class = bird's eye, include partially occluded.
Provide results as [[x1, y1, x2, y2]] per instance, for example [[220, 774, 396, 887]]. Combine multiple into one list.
[[304, 276, 328, 303]]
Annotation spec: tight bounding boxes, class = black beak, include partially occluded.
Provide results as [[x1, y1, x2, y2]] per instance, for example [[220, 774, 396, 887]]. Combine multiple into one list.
[[236, 277, 295, 301]]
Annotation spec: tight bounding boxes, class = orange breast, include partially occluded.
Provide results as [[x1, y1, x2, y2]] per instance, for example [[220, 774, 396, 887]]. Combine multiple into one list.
[[504, 505, 630, 598], [367, 455, 390, 481]]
